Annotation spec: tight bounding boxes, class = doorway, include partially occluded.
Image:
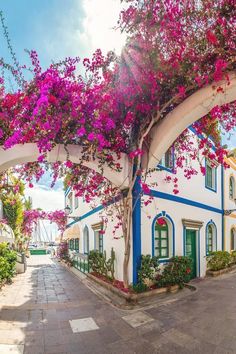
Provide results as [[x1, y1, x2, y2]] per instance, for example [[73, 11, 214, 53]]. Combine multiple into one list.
[[185, 229, 197, 278]]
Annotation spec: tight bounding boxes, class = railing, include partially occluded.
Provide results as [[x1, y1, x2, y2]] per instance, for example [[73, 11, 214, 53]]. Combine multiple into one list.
[[71, 252, 90, 273]]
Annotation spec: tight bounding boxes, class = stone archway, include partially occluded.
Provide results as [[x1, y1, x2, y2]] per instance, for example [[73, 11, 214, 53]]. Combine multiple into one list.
[[147, 72, 236, 169], [0, 143, 130, 188]]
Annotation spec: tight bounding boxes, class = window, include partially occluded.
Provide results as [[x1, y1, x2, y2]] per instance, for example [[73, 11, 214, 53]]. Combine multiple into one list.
[[83, 226, 89, 254], [67, 192, 73, 213], [229, 177, 235, 200], [74, 238, 79, 251], [206, 223, 216, 255], [92, 223, 103, 253], [231, 229, 236, 251], [75, 196, 79, 209], [205, 161, 216, 191], [154, 218, 169, 258], [159, 147, 174, 170], [94, 230, 103, 253], [69, 239, 74, 250]]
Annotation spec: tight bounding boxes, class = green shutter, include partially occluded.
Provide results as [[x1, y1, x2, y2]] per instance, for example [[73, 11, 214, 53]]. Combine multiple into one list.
[[154, 222, 169, 258]]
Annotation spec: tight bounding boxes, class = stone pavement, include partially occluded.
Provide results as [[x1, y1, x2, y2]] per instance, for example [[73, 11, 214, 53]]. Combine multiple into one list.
[[1, 256, 236, 354]]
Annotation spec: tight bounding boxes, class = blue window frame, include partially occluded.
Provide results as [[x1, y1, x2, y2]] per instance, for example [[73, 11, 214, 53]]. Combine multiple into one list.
[[205, 160, 217, 192], [206, 221, 217, 255], [158, 147, 175, 173]]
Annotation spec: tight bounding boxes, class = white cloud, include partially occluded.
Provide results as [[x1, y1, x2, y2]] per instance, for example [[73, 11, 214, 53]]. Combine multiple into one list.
[[80, 0, 126, 56], [24, 185, 65, 241], [25, 185, 64, 211], [37, 0, 126, 64]]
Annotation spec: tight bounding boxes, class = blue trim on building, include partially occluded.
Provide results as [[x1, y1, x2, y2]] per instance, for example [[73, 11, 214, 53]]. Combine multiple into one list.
[[147, 190, 223, 214], [188, 126, 216, 151], [132, 171, 142, 285], [66, 205, 104, 228], [65, 186, 71, 197], [205, 220, 217, 255], [152, 212, 175, 262], [157, 165, 175, 174], [221, 165, 225, 250]]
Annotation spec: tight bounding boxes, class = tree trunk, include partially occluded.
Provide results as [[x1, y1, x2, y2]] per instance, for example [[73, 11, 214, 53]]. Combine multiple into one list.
[[122, 189, 133, 288]]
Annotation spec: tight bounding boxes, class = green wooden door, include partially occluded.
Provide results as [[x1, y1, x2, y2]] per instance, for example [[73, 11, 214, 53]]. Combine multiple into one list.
[[185, 229, 197, 278]]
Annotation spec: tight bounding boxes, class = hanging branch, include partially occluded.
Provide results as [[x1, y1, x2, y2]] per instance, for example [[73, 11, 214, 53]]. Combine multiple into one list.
[[0, 10, 25, 88]]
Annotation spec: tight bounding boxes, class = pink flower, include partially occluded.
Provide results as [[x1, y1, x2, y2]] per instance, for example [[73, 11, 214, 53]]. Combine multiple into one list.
[[178, 86, 186, 98], [87, 132, 96, 141], [206, 30, 218, 45], [76, 127, 86, 137]]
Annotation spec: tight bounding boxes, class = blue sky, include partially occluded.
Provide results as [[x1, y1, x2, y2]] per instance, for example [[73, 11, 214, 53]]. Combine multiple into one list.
[[0, 0, 125, 87], [0, 0, 124, 239]]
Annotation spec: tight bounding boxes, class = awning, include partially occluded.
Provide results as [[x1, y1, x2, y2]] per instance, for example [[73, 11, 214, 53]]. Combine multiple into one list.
[[62, 224, 80, 240]]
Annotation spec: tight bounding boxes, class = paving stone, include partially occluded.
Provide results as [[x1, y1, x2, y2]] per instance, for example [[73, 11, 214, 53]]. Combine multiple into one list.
[[2, 255, 236, 354], [69, 317, 99, 333], [122, 311, 154, 328]]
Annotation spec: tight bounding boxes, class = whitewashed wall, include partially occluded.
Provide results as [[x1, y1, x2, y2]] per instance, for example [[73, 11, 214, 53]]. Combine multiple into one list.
[[223, 157, 236, 252]]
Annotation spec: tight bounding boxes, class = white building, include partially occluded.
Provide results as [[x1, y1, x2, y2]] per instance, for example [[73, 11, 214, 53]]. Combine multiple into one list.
[[64, 127, 234, 284]]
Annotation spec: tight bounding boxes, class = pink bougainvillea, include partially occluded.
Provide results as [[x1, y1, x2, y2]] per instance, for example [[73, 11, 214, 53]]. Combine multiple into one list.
[[23, 209, 67, 236]]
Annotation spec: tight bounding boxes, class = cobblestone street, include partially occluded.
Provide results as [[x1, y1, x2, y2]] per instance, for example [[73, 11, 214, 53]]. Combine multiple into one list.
[[1, 255, 236, 354]]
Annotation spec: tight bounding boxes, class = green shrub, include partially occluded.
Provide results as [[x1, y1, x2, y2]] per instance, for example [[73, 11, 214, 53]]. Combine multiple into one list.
[[207, 251, 231, 271], [88, 248, 115, 279], [155, 256, 193, 289], [230, 251, 236, 264], [0, 243, 17, 283], [138, 255, 159, 283], [132, 282, 148, 293]]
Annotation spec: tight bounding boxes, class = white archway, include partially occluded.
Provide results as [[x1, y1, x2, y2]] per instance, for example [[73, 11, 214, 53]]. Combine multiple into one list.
[[0, 143, 130, 188], [147, 72, 236, 169]]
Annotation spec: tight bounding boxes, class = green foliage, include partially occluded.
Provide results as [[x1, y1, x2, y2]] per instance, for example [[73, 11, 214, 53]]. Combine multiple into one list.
[[231, 251, 236, 264], [156, 256, 193, 289], [138, 254, 159, 283], [207, 251, 231, 271], [0, 243, 17, 283], [88, 248, 115, 279], [2, 193, 24, 239], [132, 282, 148, 293]]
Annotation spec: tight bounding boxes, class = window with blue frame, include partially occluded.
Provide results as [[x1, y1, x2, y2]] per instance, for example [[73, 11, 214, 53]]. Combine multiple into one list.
[[154, 218, 169, 258], [205, 161, 216, 191], [159, 147, 174, 170], [206, 223, 216, 255]]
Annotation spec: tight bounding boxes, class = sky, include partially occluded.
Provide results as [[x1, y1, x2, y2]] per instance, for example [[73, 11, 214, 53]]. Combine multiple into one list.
[[0, 0, 126, 240]]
